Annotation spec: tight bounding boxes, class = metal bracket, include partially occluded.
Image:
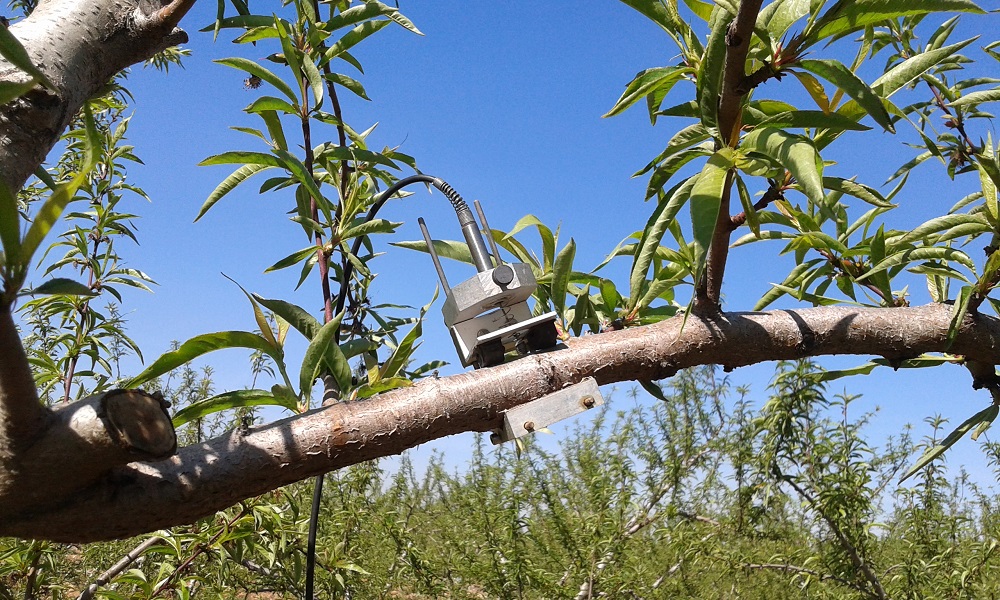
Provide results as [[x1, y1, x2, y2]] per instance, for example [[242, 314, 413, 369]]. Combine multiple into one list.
[[490, 377, 605, 445]]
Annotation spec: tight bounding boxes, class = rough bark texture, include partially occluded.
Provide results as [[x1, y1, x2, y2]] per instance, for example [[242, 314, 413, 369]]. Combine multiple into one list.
[[0, 0, 192, 193], [0, 302, 995, 542]]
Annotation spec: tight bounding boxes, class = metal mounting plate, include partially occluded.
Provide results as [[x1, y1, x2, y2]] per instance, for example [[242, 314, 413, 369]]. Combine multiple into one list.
[[491, 377, 605, 445]]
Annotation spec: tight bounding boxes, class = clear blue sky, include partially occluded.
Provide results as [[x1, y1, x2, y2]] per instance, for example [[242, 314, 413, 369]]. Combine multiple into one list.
[[22, 2, 1000, 478]]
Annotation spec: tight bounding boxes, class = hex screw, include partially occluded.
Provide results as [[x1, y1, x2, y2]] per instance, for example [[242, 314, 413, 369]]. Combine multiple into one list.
[[581, 396, 596, 408], [524, 421, 535, 432]]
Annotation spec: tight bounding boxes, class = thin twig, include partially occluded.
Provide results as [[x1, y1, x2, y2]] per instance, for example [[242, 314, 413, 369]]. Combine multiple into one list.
[[77, 536, 164, 600]]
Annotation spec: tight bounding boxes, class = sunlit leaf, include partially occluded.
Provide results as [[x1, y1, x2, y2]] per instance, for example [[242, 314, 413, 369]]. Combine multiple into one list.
[[172, 389, 297, 427], [901, 403, 998, 483]]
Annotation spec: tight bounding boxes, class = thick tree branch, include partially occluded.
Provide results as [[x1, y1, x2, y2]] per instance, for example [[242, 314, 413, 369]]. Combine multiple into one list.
[[0, 306, 48, 457], [3, 302, 999, 542], [0, 0, 194, 193]]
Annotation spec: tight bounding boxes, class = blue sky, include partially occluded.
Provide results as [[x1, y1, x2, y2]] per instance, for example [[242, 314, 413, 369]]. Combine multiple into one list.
[[20, 2, 1000, 478]]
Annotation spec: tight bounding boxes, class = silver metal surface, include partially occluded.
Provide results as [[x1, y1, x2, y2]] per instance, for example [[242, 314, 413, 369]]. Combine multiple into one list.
[[491, 377, 605, 444]]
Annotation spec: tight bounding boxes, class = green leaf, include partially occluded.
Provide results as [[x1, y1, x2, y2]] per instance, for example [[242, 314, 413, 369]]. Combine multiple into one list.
[[690, 149, 735, 281], [901, 403, 999, 483], [198, 150, 284, 168], [640, 380, 670, 402], [299, 313, 351, 401], [807, 0, 983, 44], [791, 70, 831, 113], [604, 67, 688, 118], [273, 149, 326, 210], [253, 295, 321, 341], [381, 292, 437, 380], [697, 9, 734, 133], [125, 331, 280, 388], [947, 285, 974, 350], [0, 180, 20, 269], [172, 389, 297, 427], [0, 80, 38, 106], [950, 87, 1000, 107], [196, 163, 271, 221], [324, 73, 370, 101], [245, 96, 298, 114], [859, 247, 975, 282], [551, 239, 577, 317], [875, 37, 978, 98], [392, 239, 473, 265], [758, 0, 810, 42], [504, 215, 555, 271], [741, 127, 824, 204], [823, 177, 893, 208], [326, 20, 393, 61], [0, 24, 53, 89], [630, 176, 698, 304], [798, 59, 894, 132], [264, 246, 317, 273], [22, 278, 95, 297], [216, 57, 297, 103], [748, 109, 871, 131], [618, 0, 682, 30], [355, 378, 413, 399], [19, 107, 99, 269]]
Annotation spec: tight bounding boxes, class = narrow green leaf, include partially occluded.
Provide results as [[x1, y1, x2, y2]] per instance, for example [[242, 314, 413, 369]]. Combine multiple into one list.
[[604, 67, 688, 118], [697, 9, 733, 133], [392, 239, 473, 265], [951, 87, 1000, 107], [216, 57, 297, 103], [807, 0, 983, 44], [173, 389, 297, 427], [742, 127, 824, 204], [125, 331, 280, 388], [0, 24, 52, 89], [690, 149, 735, 280], [630, 176, 697, 305], [551, 239, 577, 317], [355, 378, 414, 399], [324, 73, 370, 100], [253, 295, 321, 341], [0, 179, 20, 267], [264, 246, 318, 273], [798, 59, 894, 132], [198, 151, 284, 168], [300, 312, 351, 401], [196, 163, 271, 221], [640, 380, 670, 401], [823, 177, 893, 208], [326, 20, 392, 61], [19, 107, 99, 269], [748, 109, 871, 131], [22, 278, 95, 297], [901, 403, 998, 483], [791, 70, 831, 113]]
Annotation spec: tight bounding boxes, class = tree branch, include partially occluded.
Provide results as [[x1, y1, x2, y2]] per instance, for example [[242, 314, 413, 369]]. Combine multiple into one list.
[[717, 0, 764, 147], [0, 305, 49, 456], [0, 0, 193, 193], [2, 302, 999, 542]]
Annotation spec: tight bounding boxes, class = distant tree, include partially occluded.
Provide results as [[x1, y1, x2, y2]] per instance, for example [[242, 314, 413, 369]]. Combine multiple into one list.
[[1, 0, 999, 547]]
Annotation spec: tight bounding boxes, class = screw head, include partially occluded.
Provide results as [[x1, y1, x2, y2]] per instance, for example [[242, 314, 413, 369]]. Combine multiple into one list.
[[581, 396, 596, 408], [524, 421, 535, 431]]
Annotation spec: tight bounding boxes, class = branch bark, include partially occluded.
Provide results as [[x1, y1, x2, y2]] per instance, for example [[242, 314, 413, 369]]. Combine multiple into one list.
[[1, 302, 997, 542], [0, 0, 193, 193]]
